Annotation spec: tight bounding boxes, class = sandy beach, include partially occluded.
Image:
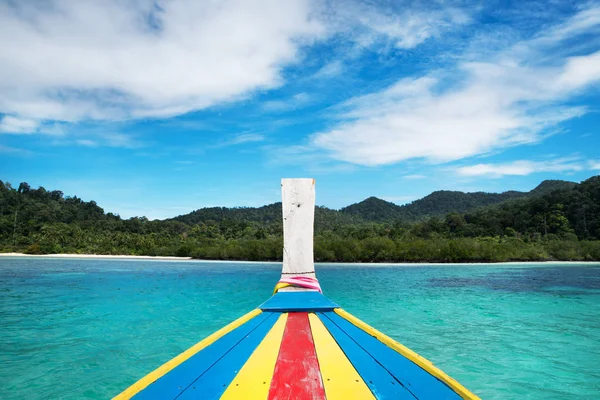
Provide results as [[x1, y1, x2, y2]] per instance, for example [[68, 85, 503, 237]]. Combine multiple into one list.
[[0, 252, 192, 261], [1, 252, 598, 265]]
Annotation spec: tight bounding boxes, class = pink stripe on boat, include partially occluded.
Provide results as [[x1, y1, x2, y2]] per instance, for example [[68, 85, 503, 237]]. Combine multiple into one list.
[[278, 276, 322, 292]]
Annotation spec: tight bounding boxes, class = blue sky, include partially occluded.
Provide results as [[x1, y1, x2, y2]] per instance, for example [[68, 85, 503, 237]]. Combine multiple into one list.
[[1, 0, 600, 219]]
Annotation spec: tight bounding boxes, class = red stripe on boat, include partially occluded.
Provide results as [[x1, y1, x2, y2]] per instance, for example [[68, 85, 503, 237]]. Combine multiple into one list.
[[268, 312, 325, 400]]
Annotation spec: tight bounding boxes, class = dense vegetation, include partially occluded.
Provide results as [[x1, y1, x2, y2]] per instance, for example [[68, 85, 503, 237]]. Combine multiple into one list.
[[1, 177, 599, 262]]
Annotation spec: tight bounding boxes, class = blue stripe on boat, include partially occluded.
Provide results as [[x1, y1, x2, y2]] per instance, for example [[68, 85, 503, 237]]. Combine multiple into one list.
[[319, 312, 463, 400], [176, 312, 279, 399], [132, 312, 275, 400], [260, 291, 339, 311], [316, 313, 417, 399]]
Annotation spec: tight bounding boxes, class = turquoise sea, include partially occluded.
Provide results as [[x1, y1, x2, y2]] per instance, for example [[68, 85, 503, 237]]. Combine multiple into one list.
[[1, 257, 599, 399]]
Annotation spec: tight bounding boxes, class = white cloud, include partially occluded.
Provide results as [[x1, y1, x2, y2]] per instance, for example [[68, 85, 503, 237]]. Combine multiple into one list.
[[213, 133, 266, 148], [0, 1, 473, 128], [312, 6, 600, 166], [531, 4, 600, 45], [72, 132, 145, 148], [0, 115, 69, 137], [556, 51, 600, 89], [103, 132, 145, 148], [0, 144, 33, 156], [322, 2, 471, 50], [75, 139, 98, 147], [589, 160, 600, 170], [228, 133, 265, 145], [360, 7, 470, 49], [264, 144, 356, 173], [0, 0, 324, 124], [313, 60, 344, 79], [456, 159, 585, 178], [401, 174, 426, 180], [262, 92, 311, 112], [0, 116, 40, 134]]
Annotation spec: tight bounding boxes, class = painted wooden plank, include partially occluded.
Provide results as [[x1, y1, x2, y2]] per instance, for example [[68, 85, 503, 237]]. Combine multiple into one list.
[[132, 312, 273, 400], [281, 178, 315, 281], [260, 291, 339, 312], [268, 312, 325, 400], [308, 313, 376, 400], [316, 312, 417, 399], [116, 309, 262, 399], [176, 313, 280, 400], [220, 313, 288, 400], [325, 311, 464, 400]]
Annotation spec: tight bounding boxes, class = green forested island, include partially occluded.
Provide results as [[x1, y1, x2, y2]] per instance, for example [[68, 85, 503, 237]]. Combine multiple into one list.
[[1, 177, 599, 262]]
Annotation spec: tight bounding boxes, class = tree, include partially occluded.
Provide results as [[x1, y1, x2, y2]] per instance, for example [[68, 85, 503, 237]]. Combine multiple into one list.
[[18, 182, 31, 194]]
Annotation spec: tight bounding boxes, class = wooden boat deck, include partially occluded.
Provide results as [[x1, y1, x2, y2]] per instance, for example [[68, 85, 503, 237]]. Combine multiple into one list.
[[117, 292, 474, 400]]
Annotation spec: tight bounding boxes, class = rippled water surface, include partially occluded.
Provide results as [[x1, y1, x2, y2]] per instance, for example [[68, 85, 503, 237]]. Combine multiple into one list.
[[1, 257, 599, 399]]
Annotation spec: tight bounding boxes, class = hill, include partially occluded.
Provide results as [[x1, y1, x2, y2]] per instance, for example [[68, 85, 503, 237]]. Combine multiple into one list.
[[171, 203, 361, 230], [172, 203, 282, 225], [338, 197, 400, 222], [528, 179, 577, 196], [340, 180, 577, 222], [391, 189, 523, 221], [339, 179, 576, 222], [171, 179, 578, 225]]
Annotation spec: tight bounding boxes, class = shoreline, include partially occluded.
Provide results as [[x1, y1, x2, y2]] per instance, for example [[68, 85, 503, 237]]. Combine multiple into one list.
[[1, 252, 599, 265], [0, 252, 192, 261]]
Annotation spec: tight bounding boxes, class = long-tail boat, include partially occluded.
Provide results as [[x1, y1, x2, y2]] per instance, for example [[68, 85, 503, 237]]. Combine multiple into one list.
[[115, 179, 479, 400]]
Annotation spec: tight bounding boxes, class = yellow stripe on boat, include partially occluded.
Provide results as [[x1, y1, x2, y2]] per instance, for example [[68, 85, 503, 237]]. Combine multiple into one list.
[[113, 309, 262, 400], [308, 313, 376, 400], [273, 282, 292, 294], [334, 308, 480, 400], [220, 313, 288, 400]]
